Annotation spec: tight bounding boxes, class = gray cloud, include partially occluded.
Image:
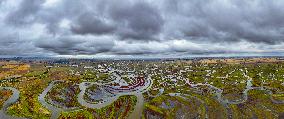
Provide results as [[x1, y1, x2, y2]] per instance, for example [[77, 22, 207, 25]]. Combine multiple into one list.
[[1, 0, 284, 57]]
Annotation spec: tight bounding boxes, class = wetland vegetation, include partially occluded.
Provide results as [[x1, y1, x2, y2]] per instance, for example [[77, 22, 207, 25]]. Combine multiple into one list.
[[1, 58, 284, 118]]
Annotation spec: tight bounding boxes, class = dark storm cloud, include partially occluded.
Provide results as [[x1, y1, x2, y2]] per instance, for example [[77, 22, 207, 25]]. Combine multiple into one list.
[[38, 0, 86, 34], [1, 0, 284, 56], [0, 32, 42, 55], [5, 0, 45, 26], [71, 12, 116, 35], [163, 0, 284, 44], [70, 1, 164, 41], [35, 36, 115, 55], [108, 1, 164, 40]]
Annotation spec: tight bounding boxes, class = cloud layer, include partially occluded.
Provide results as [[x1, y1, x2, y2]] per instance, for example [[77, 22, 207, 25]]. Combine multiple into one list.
[[1, 0, 284, 57]]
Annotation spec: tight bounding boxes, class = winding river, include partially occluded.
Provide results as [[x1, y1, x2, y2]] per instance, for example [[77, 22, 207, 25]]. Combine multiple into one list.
[[38, 80, 80, 119], [37, 71, 284, 119], [0, 87, 24, 119], [1, 69, 284, 119], [38, 81, 63, 119], [77, 74, 153, 119]]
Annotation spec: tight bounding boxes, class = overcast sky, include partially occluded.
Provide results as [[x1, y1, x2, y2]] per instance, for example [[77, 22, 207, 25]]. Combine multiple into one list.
[[0, 0, 284, 58]]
